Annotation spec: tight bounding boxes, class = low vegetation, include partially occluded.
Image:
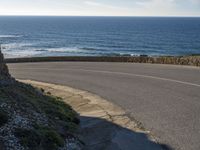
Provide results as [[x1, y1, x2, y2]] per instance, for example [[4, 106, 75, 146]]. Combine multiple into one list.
[[14, 126, 64, 150], [1, 50, 82, 149], [0, 81, 81, 150]]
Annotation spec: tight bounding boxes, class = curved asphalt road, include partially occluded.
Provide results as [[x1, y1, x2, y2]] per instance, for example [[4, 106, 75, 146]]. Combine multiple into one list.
[[8, 62, 200, 150]]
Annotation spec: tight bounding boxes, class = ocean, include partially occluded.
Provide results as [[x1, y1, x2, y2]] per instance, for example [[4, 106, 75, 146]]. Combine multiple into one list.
[[0, 16, 200, 58]]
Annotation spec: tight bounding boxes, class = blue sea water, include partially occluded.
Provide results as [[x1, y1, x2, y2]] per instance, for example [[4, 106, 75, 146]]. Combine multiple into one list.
[[0, 16, 200, 58]]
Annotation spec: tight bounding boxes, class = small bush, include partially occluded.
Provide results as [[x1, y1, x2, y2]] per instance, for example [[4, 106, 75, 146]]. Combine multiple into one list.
[[47, 91, 51, 95], [40, 88, 45, 93], [0, 109, 8, 127]]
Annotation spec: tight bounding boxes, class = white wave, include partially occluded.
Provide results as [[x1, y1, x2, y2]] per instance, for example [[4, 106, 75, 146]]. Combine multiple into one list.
[[2, 44, 104, 58], [46, 47, 89, 53], [3, 49, 42, 58], [2, 42, 42, 58], [2, 43, 34, 50], [2, 46, 85, 58], [0, 35, 22, 38]]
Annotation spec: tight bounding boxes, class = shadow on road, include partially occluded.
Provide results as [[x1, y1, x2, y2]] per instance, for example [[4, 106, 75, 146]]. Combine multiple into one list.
[[79, 116, 173, 150]]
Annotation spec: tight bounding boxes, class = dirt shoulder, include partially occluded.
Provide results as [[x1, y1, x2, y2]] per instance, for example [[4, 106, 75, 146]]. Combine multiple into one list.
[[21, 80, 171, 150]]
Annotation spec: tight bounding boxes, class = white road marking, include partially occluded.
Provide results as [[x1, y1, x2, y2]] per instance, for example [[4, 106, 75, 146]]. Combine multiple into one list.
[[11, 67, 200, 88], [72, 68, 200, 88]]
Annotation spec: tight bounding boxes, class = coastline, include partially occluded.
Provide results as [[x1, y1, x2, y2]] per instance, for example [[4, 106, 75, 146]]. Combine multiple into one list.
[[5, 55, 200, 67]]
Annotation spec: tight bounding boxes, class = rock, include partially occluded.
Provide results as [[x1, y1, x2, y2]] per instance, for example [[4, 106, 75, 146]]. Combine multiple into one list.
[[0, 49, 14, 86], [0, 50, 10, 77]]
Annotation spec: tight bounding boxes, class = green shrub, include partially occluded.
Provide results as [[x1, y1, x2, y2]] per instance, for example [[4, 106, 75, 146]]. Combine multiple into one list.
[[40, 88, 45, 93]]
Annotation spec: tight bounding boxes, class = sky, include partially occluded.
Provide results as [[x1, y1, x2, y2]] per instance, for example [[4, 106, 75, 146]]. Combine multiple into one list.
[[0, 0, 199, 16]]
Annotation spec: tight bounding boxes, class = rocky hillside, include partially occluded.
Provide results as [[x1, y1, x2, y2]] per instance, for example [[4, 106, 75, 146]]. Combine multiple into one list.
[[0, 51, 81, 150]]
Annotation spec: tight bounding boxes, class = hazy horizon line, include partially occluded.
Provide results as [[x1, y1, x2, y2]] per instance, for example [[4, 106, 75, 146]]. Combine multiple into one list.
[[0, 15, 200, 18]]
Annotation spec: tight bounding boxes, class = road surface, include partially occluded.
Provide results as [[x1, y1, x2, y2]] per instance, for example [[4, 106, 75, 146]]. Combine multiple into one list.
[[8, 62, 200, 150]]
